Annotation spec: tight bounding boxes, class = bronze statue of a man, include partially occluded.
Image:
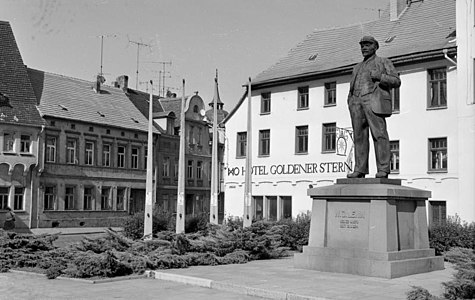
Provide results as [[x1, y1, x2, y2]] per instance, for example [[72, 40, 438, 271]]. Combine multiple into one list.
[[347, 36, 401, 179]]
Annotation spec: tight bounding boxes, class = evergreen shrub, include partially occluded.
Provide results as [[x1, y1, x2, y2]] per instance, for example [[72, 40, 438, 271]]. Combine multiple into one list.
[[429, 215, 475, 255]]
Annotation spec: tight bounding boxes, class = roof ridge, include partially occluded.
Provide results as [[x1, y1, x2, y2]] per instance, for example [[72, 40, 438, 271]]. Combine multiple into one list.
[[28, 67, 98, 85]]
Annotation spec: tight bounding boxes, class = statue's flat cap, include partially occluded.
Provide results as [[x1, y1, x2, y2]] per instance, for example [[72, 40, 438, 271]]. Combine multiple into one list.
[[359, 36, 378, 45]]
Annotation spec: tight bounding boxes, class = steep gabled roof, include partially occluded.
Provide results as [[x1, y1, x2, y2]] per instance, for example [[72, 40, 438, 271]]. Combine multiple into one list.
[[160, 97, 189, 127], [253, 0, 456, 86], [28, 68, 158, 133], [0, 21, 45, 127]]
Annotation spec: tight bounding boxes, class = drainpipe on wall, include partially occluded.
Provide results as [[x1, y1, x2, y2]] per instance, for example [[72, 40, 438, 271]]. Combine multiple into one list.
[[443, 49, 457, 66]]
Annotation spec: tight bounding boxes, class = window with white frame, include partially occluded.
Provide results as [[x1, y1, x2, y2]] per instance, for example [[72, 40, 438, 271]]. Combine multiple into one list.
[[102, 144, 111, 167], [390, 141, 400, 173], [428, 68, 447, 108], [45, 136, 56, 162], [44, 186, 56, 210], [295, 126, 308, 154], [429, 138, 447, 172], [20, 135, 31, 153], [391, 87, 400, 112], [0, 187, 9, 210], [298, 86, 309, 109], [85, 141, 95, 166], [131, 147, 139, 169], [83, 187, 94, 210], [65, 186, 76, 210], [3, 132, 14, 152], [236, 132, 247, 158], [281, 196, 292, 219], [324, 82, 336, 106], [117, 145, 125, 168], [429, 201, 447, 227], [259, 129, 270, 156], [322, 123, 336, 152], [116, 187, 126, 211], [253, 196, 264, 220], [101, 187, 112, 210], [14, 187, 23, 211], [66, 138, 77, 164], [261, 92, 271, 114]]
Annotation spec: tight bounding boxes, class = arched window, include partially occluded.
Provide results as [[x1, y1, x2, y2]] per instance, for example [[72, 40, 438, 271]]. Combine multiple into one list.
[[193, 105, 199, 113]]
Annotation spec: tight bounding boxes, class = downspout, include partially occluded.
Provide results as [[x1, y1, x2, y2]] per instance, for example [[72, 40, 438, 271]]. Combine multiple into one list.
[[443, 48, 457, 66]]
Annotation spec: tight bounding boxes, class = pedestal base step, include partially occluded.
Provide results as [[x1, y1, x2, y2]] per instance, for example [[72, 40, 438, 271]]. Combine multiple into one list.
[[294, 247, 444, 279]]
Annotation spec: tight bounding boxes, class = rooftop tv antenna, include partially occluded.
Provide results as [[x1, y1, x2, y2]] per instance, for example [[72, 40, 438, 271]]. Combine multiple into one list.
[[129, 39, 152, 90], [97, 34, 118, 77], [145, 61, 172, 97]]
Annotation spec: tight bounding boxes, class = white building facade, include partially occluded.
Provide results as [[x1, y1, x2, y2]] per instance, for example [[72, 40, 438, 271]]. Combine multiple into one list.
[[223, 0, 475, 223]]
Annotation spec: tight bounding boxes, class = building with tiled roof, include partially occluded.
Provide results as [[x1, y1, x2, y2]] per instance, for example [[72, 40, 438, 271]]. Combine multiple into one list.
[[27, 69, 161, 228], [224, 0, 475, 223], [0, 21, 45, 229]]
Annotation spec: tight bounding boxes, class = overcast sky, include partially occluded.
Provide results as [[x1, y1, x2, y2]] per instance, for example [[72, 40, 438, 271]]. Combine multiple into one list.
[[1, 0, 387, 110]]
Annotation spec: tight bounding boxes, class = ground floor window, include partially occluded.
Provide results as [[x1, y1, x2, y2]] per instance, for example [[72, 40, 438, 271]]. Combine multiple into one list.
[[116, 187, 126, 211], [44, 186, 56, 210], [83, 187, 94, 210], [0, 187, 9, 210], [252, 195, 292, 221], [14, 187, 24, 211], [65, 186, 76, 210], [429, 200, 446, 227], [101, 187, 112, 210]]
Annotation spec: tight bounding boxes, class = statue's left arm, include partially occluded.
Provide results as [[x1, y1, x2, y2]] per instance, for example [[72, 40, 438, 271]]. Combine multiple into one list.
[[378, 58, 401, 89]]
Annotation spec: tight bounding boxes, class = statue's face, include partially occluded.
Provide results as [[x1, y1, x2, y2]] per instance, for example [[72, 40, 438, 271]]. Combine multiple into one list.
[[360, 42, 377, 59]]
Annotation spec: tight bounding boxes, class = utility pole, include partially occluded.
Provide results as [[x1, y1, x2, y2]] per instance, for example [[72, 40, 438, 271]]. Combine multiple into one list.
[[144, 80, 154, 240], [129, 40, 152, 90], [176, 79, 186, 233], [243, 77, 253, 227], [210, 70, 220, 225]]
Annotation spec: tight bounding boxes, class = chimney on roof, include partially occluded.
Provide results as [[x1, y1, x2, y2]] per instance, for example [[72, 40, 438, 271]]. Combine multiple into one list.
[[390, 0, 408, 21], [116, 75, 129, 92], [95, 74, 106, 93]]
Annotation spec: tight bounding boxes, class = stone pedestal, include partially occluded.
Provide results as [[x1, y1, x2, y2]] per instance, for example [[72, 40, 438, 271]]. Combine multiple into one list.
[[294, 178, 444, 278]]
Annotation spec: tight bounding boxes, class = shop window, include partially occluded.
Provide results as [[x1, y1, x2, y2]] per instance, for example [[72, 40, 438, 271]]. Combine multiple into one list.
[[429, 138, 447, 172], [322, 123, 336, 152], [259, 129, 270, 156], [324, 82, 336, 106], [267, 196, 278, 221], [281, 196, 292, 219], [44, 186, 56, 210], [390, 141, 400, 173], [45, 136, 57, 163], [0, 187, 9, 210], [101, 187, 112, 210], [295, 126, 308, 154], [117, 187, 126, 211], [261, 92, 271, 114], [429, 201, 447, 227], [298, 86, 309, 109], [236, 132, 247, 158], [253, 196, 264, 221], [83, 187, 94, 210], [428, 68, 447, 109], [14, 187, 24, 211], [65, 186, 76, 210]]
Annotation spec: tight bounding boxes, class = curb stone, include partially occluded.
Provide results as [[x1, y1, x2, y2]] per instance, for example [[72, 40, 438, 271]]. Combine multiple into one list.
[[147, 271, 329, 300], [9, 269, 146, 284]]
